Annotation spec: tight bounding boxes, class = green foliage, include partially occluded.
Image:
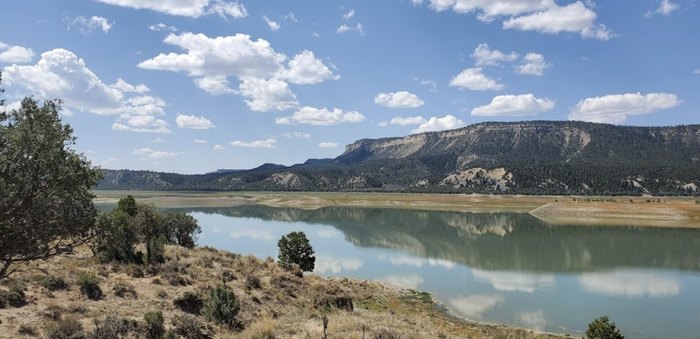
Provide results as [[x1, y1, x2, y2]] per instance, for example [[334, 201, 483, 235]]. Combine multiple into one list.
[[202, 282, 240, 329], [0, 95, 102, 279], [117, 195, 138, 217], [586, 315, 624, 339], [94, 198, 201, 265], [0, 284, 26, 307], [162, 213, 201, 248], [143, 310, 165, 339], [44, 316, 85, 339], [94, 210, 141, 264], [277, 231, 315, 272], [76, 272, 102, 301], [40, 275, 69, 291], [174, 291, 204, 314]]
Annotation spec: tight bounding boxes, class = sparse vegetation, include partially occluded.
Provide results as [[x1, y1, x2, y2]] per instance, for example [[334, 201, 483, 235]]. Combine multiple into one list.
[[40, 275, 69, 291], [277, 231, 316, 272], [202, 282, 241, 329], [91, 314, 135, 339], [174, 291, 204, 314], [44, 316, 85, 339], [76, 271, 103, 300], [112, 281, 137, 298], [0, 284, 27, 307], [144, 310, 165, 339], [172, 314, 211, 339]]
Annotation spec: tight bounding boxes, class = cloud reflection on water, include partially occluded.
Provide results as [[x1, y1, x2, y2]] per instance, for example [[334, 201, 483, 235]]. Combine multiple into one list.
[[472, 269, 555, 293], [578, 270, 681, 298]]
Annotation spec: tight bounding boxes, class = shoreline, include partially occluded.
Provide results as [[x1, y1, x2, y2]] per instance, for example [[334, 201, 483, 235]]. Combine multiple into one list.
[[94, 190, 700, 228], [0, 245, 569, 338]]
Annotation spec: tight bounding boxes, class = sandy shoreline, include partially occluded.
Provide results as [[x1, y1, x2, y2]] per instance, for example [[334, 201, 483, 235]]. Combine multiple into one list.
[[93, 190, 700, 228]]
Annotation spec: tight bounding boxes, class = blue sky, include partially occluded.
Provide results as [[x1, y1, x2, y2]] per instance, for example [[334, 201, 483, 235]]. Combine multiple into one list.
[[1, 0, 698, 173]]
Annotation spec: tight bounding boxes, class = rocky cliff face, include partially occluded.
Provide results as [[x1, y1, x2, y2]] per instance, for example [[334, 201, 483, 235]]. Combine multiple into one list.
[[98, 121, 700, 195]]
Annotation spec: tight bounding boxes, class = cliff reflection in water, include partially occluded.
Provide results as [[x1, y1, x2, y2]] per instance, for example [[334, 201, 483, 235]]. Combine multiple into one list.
[[178, 205, 700, 273]]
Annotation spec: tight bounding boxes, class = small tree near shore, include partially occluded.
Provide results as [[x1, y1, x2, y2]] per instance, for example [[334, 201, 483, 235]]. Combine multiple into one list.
[[586, 315, 624, 339], [277, 231, 315, 272]]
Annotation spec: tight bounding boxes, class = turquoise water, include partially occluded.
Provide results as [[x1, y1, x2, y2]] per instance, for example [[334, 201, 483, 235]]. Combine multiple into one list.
[[171, 205, 700, 338]]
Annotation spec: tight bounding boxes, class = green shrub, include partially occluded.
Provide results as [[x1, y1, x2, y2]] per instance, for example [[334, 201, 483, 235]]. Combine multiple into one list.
[[44, 316, 85, 339], [76, 272, 103, 301], [143, 310, 165, 339], [174, 291, 204, 314], [40, 275, 69, 291], [172, 315, 211, 339], [586, 315, 624, 339], [0, 285, 27, 307], [94, 210, 142, 264], [277, 231, 315, 272], [112, 282, 137, 298], [202, 283, 240, 329], [91, 314, 133, 339], [162, 213, 202, 248]]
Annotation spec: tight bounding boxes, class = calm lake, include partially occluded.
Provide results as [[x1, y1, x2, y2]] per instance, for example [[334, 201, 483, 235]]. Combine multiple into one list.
[[170, 205, 700, 338]]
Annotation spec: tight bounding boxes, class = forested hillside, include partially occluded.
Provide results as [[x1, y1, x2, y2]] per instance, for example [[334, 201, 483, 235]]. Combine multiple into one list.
[[98, 121, 700, 196]]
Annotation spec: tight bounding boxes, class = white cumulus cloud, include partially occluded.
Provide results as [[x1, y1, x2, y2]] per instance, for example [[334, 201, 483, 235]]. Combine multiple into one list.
[[412, 115, 465, 133], [69, 16, 113, 34], [471, 94, 554, 116], [449, 67, 503, 91], [194, 139, 208, 144], [195, 75, 235, 95], [139, 32, 336, 111], [375, 91, 424, 108], [568, 92, 680, 124], [3, 48, 171, 133], [111, 78, 150, 94], [238, 78, 298, 112], [502, 2, 613, 40], [515, 53, 550, 76], [133, 147, 179, 159], [416, 0, 611, 39], [279, 50, 339, 85], [0, 43, 35, 63], [276, 106, 364, 126], [95, 0, 247, 18], [231, 138, 277, 148], [472, 43, 517, 66], [176, 114, 215, 129]]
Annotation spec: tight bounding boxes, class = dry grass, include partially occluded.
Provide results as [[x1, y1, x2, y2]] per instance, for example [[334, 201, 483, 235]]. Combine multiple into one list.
[[0, 245, 567, 339]]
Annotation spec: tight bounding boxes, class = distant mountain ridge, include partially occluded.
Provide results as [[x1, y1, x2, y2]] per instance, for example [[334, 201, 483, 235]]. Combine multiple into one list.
[[97, 121, 700, 195]]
